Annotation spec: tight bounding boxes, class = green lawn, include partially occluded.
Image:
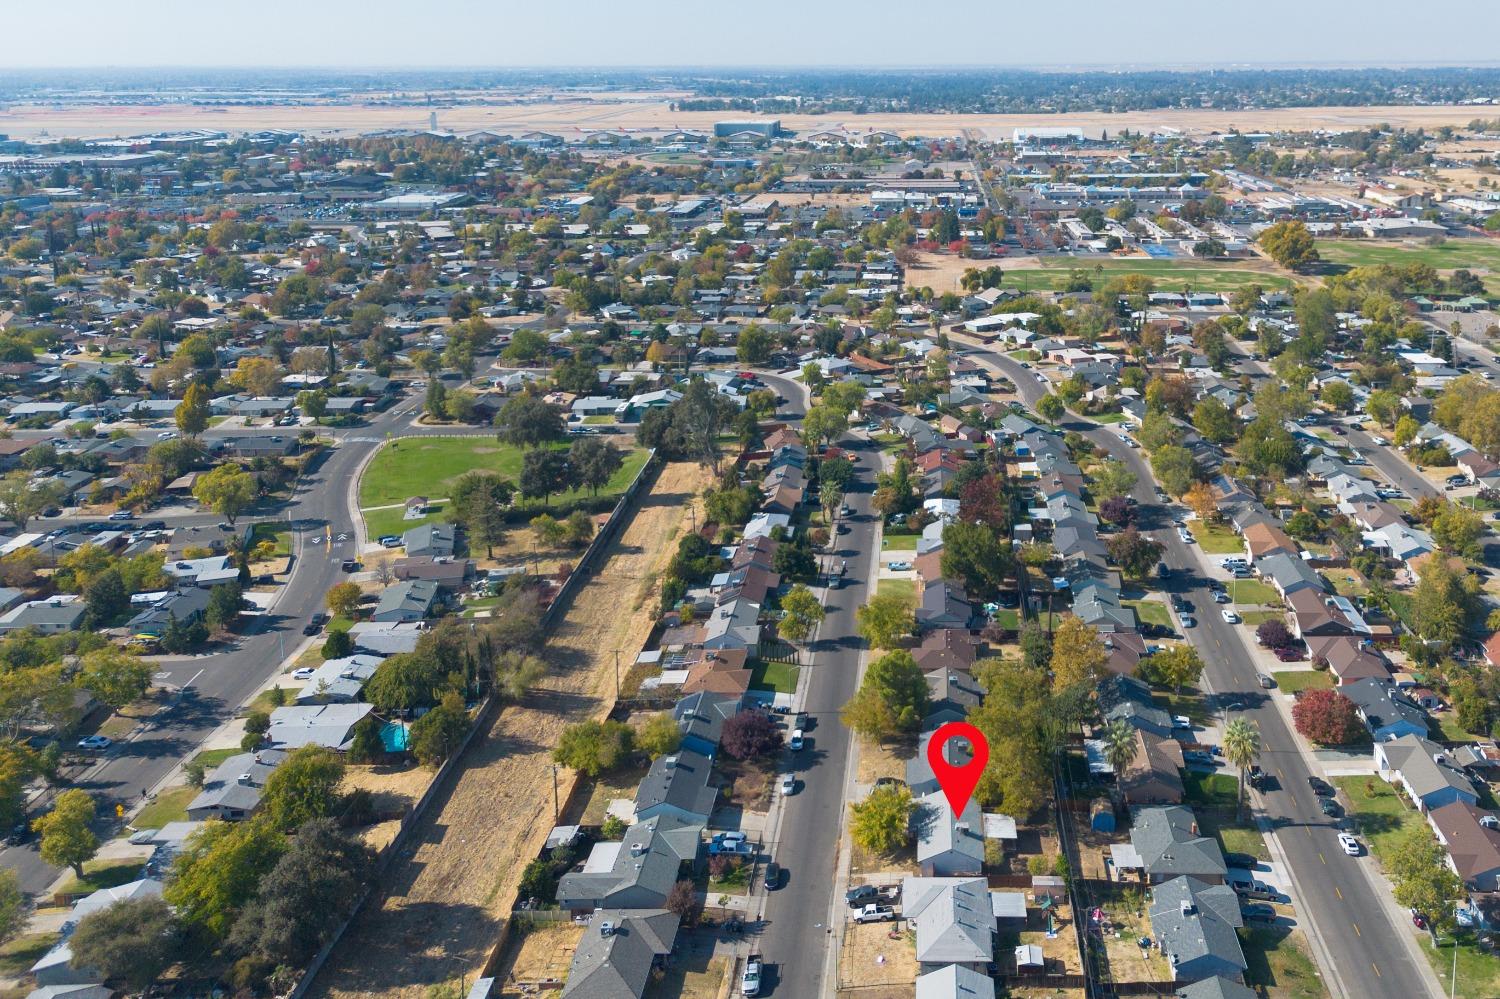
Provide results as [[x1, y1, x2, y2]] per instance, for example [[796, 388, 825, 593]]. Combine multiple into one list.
[[1315, 237, 1500, 279], [1240, 925, 1329, 999], [1433, 712, 1486, 745], [881, 531, 919, 551], [1160, 690, 1210, 726], [1202, 811, 1271, 862], [1273, 670, 1333, 694], [133, 785, 197, 829], [249, 521, 292, 557], [1197, 521, 1246, 554], [1009, 260, 1292, 294], [1328, 571, 1370, 598], [878, 577, 916, 604], [56, 857, 144, 897], [749, 659, 799, 695], [1125, 599, 1172, 629], [1426, 933, 1500, 999], [1226, 578, 1281, 605], [0, 933, 58, 978], [990, 607, 1020, 631], [364, 503, 446, 542], [358, 437, 648, 511], [1184, 772, 1240, 809], [1241, 610, 1285, 627], [247, 684, 302, 714], [1332, 775, 1420, 859], [194, 747, 239, 769]]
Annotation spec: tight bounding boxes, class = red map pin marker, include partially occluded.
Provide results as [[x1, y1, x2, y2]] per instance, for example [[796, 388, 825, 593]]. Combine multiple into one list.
[[926, 721, 989, 817]]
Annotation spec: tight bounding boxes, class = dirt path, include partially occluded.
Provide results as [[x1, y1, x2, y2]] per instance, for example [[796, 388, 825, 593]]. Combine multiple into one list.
[[307, 460, 709, 999]]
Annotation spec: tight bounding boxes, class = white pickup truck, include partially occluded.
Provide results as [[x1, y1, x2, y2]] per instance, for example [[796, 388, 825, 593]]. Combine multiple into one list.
[[741, 953, 763, 996], [854, 904, 898, 924]]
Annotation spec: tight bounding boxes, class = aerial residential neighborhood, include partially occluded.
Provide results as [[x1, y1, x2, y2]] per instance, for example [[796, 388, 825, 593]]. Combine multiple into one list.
[[10, 7, 1500, 999]]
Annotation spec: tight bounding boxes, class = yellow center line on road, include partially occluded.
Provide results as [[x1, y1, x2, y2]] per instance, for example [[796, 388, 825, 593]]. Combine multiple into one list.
[[1372, 963, 1381, 978], [1353, 922, 1361, 937], [1335, 885, 1343, 900], [1319, 852, 1326, 864]]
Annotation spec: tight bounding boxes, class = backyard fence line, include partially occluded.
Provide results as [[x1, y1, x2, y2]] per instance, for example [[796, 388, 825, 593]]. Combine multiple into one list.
[[293, 450, 663, 999]]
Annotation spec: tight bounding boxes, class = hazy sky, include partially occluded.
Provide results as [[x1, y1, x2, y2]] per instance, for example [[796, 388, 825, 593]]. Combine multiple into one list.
[[13, 0, 1500, 69]]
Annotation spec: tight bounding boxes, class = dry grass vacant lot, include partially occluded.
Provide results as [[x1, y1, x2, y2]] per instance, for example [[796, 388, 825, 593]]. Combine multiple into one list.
[[307, 461, 710, 999]]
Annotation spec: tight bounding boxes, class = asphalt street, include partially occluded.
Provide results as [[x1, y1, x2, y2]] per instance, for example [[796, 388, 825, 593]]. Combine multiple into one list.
[[963, 340, 1435, 999], [753, 436, 877, 997], [0, 388, 467, 893]]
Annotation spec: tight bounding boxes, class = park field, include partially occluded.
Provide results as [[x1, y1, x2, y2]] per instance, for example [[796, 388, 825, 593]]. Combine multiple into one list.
[[1315, 238, 1500, 293], [357, 436, 649, 536], [1003, 258, 1298, 294]]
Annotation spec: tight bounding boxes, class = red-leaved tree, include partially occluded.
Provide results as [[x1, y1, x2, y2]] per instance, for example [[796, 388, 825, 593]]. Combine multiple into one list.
[[720, 711, 783, 760], [1292, 689, 1364, 746]]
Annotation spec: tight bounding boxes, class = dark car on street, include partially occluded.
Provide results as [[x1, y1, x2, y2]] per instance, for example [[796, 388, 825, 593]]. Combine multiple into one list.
[[1308, 776, 1334, 797]]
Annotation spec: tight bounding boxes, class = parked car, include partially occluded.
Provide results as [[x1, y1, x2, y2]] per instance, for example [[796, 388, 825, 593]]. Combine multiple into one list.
[[107, 510, 135, 521], [1221, 609, 1241, 624], [1180, 614, 1196, 629], [379, 535, 402, 548], [846, 884, 881, 907], [1224, 852, 1258, 871], [303, 612, 329, 636], [789, 729, 805, 752], [1273, 646, 1307, 662], [1177, 528, 1195, 544], [1257, 673, 1275, 689], [888, 560, 913, 572], [341, 558, 358, 572], [1320, 798, 1342, 817], [1213, 591, 1231, 604], [1308, 776, 1334, 797], [741, 953, 762, 997], [763, 862, 782, 890], [779, 772, 797, 795], [1338, 832, 1361, 856], [1241, 902, 1277, 922], [854, 904, 898, 924], [292, 667, 317, 681], [77, 735, 112, 751]]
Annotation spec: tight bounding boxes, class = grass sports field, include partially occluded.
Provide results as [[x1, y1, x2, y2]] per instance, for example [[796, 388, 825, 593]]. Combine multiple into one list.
[[358, 437, 649, 534], [1006, 259, 1297, 293], [1315, 237, 1500, 293]]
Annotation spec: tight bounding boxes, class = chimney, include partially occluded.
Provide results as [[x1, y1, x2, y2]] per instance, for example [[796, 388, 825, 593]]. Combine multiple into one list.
[[599, 920, 614, 937], [237, 773, 253, 786], [1180, 899, 1195, 916]]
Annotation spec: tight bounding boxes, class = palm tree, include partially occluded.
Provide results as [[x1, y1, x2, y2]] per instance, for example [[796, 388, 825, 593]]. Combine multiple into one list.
[[1223, 718, 1263, 820], [1102, 719, 1137, 786]]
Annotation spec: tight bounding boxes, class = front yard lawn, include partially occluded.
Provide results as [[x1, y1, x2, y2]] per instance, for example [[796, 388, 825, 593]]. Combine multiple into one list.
[[57, 858, 144, 897], [0, 933, 58, 978], [1240, 610, 1285, 626], [1197, 521, 1246, 554], [749, 659, 799, 695], [249, 521, 293, 557], [1184, 772, 1240, 809], [1227, 579, 1281, 605], [878, 577, 916, 604], [1125, 599, 1172, 629], [132, 785, 198, 829], [1272, 671, 1333, 694], [1240, 925, 1329, 999], [1160, 690, 1210, 726], [1332, 775, 1419, 860]]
